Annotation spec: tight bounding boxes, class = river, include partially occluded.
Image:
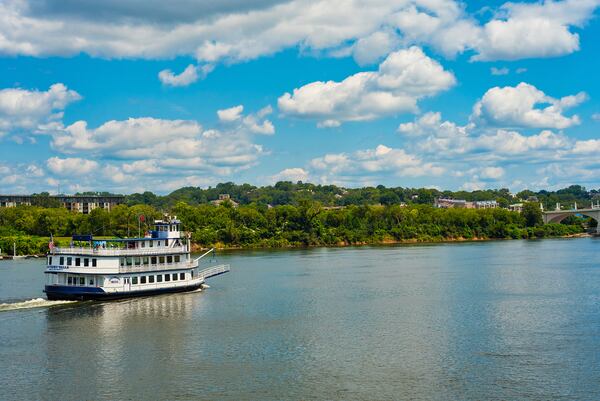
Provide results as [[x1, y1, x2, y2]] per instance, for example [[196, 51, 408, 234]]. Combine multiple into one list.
[[1, 238, 600, 400]]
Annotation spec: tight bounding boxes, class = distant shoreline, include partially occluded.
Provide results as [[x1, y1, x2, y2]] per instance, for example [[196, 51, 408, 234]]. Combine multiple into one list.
[[193, 232, 594, 252], [0, 232, 593, 259]]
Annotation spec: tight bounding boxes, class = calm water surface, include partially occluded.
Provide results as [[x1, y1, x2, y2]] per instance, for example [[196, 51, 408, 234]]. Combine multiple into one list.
[[1, 238, 600, 400]]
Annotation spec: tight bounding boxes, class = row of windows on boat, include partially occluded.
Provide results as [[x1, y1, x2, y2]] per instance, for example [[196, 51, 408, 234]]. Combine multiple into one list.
[[49, 256, 98, 267], [64, 272, 189, 286], [121, 255, 187, 266], [48, 254, 188, 267], [123, 238, 183, 249]]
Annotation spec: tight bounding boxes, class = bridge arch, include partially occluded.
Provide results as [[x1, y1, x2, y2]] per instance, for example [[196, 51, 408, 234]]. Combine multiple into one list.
[[544, 210, 600, 233]]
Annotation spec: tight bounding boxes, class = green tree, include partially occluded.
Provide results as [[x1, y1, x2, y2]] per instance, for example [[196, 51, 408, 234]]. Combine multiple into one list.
[[522, 202, 543, 227]]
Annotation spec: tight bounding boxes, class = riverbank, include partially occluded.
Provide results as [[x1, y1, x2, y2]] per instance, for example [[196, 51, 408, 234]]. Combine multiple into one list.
[[0, 221, 589, 257], [191, 231, 593, 252]]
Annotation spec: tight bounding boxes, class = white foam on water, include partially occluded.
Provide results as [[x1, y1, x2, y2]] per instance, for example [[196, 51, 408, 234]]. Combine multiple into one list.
[[0, 298, 76, 312]]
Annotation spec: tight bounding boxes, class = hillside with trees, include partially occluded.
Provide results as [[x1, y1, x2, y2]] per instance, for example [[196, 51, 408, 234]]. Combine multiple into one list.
[[122, 183, 599, 211]]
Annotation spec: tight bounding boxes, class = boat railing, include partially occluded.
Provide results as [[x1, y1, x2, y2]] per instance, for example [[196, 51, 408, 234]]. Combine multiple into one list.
[[119, 261, 197, 273], [198, 264, 230, 280], [51, 246, 188, 256]]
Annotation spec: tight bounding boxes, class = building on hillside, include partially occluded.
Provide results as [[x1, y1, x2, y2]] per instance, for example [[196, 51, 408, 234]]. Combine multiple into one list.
[[0, 194, 124, 214], [210, 194, 239, 207], [508, 203, 524, 213], [60, 195, 124, 213], [0, 195, 32, 208], [434, 198, 467, 208], [435, 198, 498, 209], [472, 200, 498, 209]]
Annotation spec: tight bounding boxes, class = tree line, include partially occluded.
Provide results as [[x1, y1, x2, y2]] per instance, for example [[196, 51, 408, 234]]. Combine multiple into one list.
[[120, 182, 600, 210], [0, 201, 585, 255]]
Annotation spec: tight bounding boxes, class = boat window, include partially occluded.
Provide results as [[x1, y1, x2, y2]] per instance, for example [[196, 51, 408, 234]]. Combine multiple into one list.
[[48, 256, 53, 265], [167, 255, 173, 264], [141, 276, 147, 284], [84, 258, 89, 267], [159, 256, 165, 264], [180, 272, 185, 280], [92, 259, 97, 267], [120, 258, 125, 266], [67, 257, 72, 266], [150, 241, 153, 248], [157, 275, 163, 282], [89, 277, 94, 286], [157, 241, 161, 246], [165, 274, 171, 282], [165, 239, 169, 247], [135, 257, 141, 266], [151, 256, 157, 265], [143, 257, 149, 265], [149, 276, 155, 283], [67, 276, 73, 285], [60, 256, 64, 265], [126, 257, 132, 266], [79, 277, 85, 286], [141, 241, 145, 248], [174, 255, 180, 263], [132, 277, 138, 285], [75, 258, 80, 267], [172, 273, 177, 281]]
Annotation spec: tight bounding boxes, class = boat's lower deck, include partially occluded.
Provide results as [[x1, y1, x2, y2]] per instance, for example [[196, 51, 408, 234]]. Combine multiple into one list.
[[45, 281, 203, 301]]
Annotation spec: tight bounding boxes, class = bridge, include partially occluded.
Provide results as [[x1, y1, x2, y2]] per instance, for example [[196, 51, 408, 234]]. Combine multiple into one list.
[[543, 203, 600, 234]]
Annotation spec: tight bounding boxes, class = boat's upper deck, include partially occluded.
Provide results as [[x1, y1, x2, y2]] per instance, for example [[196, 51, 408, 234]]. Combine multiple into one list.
[[50, 217, 190, 257]]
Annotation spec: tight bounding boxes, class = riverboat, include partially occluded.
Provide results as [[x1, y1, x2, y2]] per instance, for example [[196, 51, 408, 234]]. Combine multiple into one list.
[[44, 217, 229, 300]]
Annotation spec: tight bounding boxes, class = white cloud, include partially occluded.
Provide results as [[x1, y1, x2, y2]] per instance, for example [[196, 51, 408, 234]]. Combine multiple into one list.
[[592, 113, 600, 121], [271, 168, 310, 183], [0, 174, 18, 185], [472, 0, 600, 61], [0, 0, 595, 73], [571, 139, 600, 154], [43, 103, 275, 192], [472, 82, 587, 129], [46, 157, 98, 176], [158, 64, 213, 87], [0, 83, 80, 136], [352, 29, 400, 66], [218, 104, 275, 134], [490, 67, 509, 76], [218, 105, 244, 122], [317, 119, 342, 129], [278, 46, 455, 126], [480, 166, 505, 180], [460, 181, 485, 191], [53, 117, 203, 157], [309, 144, 444, 184], [516, 68, 527, 74], [103, 165, 127, 184], [398, 111, 469, 137], [474, 129, 569, 156]]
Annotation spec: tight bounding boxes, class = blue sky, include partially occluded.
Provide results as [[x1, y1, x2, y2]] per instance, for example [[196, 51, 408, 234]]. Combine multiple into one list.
[[0, 0, 599, 194]]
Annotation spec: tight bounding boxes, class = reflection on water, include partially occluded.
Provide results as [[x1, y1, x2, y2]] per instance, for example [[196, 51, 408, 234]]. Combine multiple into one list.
[[1, 239, 600, 400], [43, 294, 201, 400]]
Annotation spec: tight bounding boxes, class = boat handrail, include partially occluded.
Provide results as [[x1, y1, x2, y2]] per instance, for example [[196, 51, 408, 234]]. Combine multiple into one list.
[[198, 264, 230, 280], [193, 248, 214, 263], [51, 246, 188, 256]]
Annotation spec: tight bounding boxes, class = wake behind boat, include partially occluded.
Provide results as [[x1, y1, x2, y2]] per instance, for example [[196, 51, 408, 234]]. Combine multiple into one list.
[[44, 217, 229, 300]]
